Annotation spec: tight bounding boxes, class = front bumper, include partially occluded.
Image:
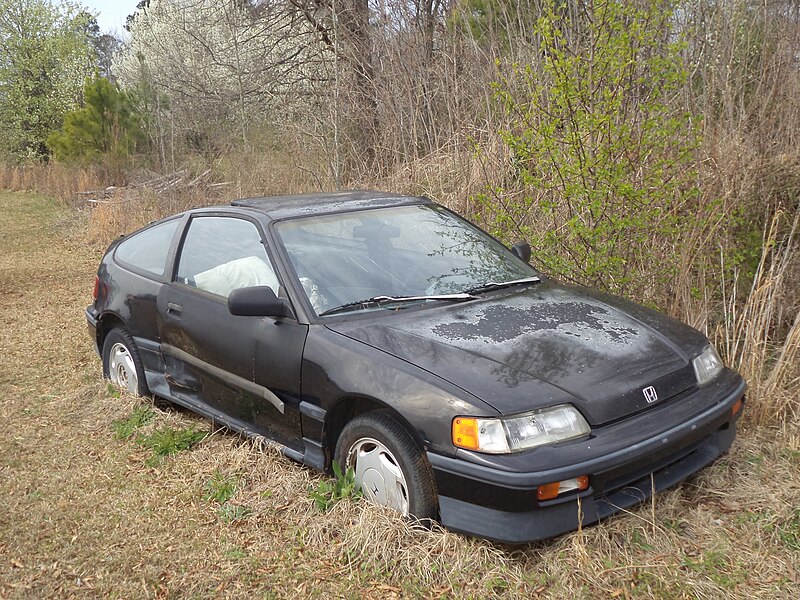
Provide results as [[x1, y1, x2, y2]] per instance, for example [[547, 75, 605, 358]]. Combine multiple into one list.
[[427, 371, 746, 543]]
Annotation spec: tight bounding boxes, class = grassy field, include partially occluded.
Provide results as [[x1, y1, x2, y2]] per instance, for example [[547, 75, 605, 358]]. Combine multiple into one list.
[[1, 191, 798, 599]]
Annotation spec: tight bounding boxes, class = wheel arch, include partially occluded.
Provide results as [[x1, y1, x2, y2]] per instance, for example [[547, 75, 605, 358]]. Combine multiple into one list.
[[96, 312, 126, 351], [323, 395, 428, 470]]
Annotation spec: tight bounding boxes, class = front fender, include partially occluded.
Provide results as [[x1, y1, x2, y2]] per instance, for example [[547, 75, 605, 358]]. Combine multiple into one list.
[[300, 326, 497, 455]]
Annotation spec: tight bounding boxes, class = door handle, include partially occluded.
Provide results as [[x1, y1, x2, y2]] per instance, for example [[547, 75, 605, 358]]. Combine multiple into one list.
[[167, 302, 183, 315]]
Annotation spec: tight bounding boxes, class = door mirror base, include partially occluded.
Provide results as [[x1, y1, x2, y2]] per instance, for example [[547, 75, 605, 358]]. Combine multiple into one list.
[[511, 241, 531, 263]]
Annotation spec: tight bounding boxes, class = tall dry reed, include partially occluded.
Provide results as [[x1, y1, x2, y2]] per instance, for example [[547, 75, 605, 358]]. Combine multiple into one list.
[[715, 211, 800, 426]]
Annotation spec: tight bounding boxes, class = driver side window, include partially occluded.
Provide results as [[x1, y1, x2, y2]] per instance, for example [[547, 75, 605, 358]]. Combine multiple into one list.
[[176, 217, 279, 298]]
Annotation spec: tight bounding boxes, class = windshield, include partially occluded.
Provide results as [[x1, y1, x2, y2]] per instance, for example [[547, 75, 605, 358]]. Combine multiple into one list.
[[275, 204, 536, 315]]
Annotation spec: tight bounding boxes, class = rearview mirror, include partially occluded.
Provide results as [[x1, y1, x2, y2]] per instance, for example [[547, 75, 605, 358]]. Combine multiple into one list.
[[228, 286, 294, 318], [511, 241, 531, 263]]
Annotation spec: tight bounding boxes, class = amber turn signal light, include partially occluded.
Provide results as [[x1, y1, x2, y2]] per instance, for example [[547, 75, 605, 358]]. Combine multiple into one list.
[[452, 417, 479, 450], [731, 398, 744, 416], [537, 475, 589, 501]]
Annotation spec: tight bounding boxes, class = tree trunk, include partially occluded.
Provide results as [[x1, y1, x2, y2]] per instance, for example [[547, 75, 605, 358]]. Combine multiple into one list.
[[337, 0, 379, 168]]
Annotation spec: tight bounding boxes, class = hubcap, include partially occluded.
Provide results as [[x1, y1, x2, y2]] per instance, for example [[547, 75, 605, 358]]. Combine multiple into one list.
[[108, 342, 138, 394], [347, 437, 409, 514]]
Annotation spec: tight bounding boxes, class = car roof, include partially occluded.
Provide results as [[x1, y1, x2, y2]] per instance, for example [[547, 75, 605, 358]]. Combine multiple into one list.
[[230, 190, 430, 220]]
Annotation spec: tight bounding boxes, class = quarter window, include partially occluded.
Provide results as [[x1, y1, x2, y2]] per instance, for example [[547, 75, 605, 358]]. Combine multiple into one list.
[[115, 218, 180, 276], [176, 217, 279, 298]]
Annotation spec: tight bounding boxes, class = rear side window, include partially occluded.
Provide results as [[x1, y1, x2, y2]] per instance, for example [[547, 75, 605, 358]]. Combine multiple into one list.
[[176, 216, 279, 298], [114, 219, 180, 276]]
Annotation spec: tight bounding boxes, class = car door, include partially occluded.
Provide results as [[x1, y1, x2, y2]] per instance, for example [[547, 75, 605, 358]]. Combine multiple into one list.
[[105, 216, 183, 374], [156, 214, 306, 448]]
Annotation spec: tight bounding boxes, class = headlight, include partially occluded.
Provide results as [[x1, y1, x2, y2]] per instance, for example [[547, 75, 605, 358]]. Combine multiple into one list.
[[693, 345, 723, 386], [452, 405, 591, 454]]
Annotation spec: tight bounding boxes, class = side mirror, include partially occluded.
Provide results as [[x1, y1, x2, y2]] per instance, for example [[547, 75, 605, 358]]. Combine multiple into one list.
[[510, 241, 531, 263], [228, 286, 294, 318]]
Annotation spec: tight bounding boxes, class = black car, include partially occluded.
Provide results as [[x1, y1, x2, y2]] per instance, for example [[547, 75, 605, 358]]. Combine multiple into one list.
[[86, 190, 745, 543]]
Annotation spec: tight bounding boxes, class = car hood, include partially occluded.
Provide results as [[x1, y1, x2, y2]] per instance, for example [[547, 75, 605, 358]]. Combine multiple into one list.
[[324, 282, 708, 425]]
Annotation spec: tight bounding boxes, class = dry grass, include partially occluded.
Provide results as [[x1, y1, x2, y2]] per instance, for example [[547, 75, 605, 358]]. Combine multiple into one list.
[[1, 194, 800, 598], [0, 163, 108, 203], [361, 137, 512, 219], [75, 139, 508, 252], [81, 186, 217, 245], [713, 210, 800, 426]]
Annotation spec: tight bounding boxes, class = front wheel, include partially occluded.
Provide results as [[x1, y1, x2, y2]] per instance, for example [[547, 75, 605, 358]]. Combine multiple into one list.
[[335, 411, 437, 522], [102, 327, 148, 396]]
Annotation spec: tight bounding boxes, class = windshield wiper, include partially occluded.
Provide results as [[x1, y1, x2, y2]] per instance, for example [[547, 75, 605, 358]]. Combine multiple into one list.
[[319, 293, 477, 317], [462, 276, 541, 296]]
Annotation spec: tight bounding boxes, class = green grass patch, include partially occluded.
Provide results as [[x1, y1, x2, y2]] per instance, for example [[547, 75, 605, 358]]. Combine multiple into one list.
[[204, 470, 238, 504], [136, 426, 207, 466], [112, 405, 155, 439], [218, 504, 252, 523], [223, 546, 248, 560], [629, 527, 655, 551], [681, 549, 746, 588], [777, 509, 800, 551]]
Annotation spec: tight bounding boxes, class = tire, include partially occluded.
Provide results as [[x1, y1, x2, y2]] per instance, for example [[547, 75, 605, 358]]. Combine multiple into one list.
[[102, 328, 148, 396], [335, 411, 437, 522]]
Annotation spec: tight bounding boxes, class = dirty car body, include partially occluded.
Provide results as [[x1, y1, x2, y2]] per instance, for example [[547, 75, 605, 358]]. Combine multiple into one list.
[[86, 191, 746, 543]]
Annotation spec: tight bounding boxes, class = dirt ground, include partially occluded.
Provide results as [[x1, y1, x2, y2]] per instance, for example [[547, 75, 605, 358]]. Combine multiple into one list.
[[1, 192, 798, 598]]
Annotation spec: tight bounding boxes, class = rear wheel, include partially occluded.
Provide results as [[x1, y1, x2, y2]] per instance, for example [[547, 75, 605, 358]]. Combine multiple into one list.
[[102, 328, 148, 396], [335, 411, 437, 522]]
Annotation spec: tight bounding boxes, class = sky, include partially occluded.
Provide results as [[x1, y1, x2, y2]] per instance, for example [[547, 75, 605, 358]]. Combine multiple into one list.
[[80, 0, 141, 34]]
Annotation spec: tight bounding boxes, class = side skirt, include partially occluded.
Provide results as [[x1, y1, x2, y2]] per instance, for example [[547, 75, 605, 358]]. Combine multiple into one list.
[[144, 369, 326, 471]]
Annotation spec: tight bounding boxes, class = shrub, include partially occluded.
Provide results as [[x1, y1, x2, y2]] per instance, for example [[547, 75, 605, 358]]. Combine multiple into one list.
[[47, 74, 142, 167], [480, 0, 702, 299]]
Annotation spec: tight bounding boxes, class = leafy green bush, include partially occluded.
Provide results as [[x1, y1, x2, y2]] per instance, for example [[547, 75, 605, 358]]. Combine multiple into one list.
[[480, 0, 702, 297], [0, 0, 96, 161]]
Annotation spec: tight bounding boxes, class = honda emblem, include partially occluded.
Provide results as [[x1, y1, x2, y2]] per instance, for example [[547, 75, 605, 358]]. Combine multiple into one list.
[[642, 385, 658, 403]]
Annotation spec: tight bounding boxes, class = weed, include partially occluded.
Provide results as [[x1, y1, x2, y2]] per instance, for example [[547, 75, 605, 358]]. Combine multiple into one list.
[[484, 575, 509, 593], [777, 509, 800, 551], [681, 550, 745, 588], [203, 470, 238, 504], [308, 462, 361, 511], [106, 382, 120, 399], [753, 508, 800, 551], [112, 405, 155, 440], [136, 426, 207, 466], [781, 449, 800, 463], [224, 546, 247, 560], [629, 528, 655, 551], [662, 518, 683, 532], [218, 504, 252, 523], [627, 570, 681, 597], [743, 452, 764, 466]]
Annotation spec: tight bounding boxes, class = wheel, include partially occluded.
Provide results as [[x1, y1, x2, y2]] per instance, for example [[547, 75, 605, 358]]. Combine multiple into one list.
[[102, 328, 148, 396], [335, 411, 437, 521]]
